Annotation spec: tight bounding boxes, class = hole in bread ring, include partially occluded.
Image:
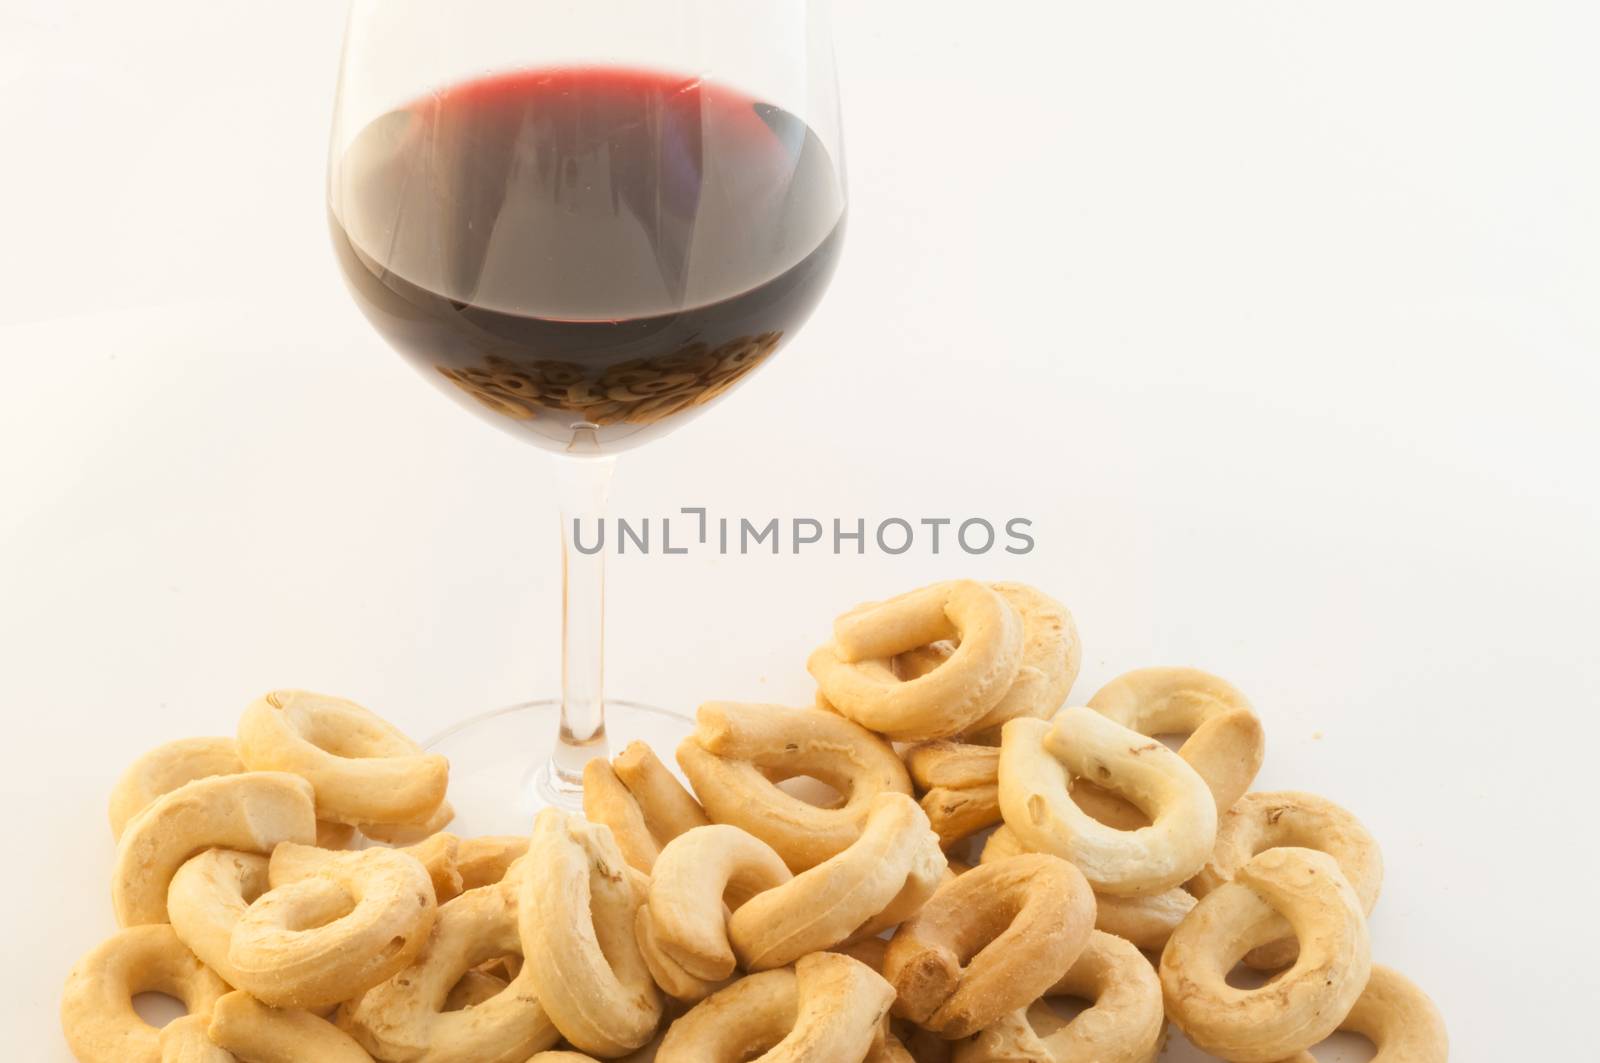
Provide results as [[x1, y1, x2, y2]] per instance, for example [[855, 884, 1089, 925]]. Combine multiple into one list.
[[676, 703, 912, 871], [997, 710, 1217, 896], [238, 691, 449, 827], [520, 810, 664, 1056], [225, 843, 437, 1009], [113, 772, 318, 926], [954, 930, 1166, 1063], [206, 990, 372, 1062], [1159, 847, 1373, 1062], [584, 741, 710, 873], [1190, 791, 1383, 971], [59, 924, 229, 1063], [655, 953, 896, 1063], [884, 853, 1096, 1039], [808, 581, 1025, 741], [644, 824, 794, 982], [1265, 965, 1448, 1063], [342, 876, 560, 1062], [978, 825, 1197, 952], [1087, 667, 1265, 817], [729, 793, 948, 971]]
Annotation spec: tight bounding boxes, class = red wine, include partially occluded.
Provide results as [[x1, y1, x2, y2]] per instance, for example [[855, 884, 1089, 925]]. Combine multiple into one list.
[[331, 67, 845, 453]]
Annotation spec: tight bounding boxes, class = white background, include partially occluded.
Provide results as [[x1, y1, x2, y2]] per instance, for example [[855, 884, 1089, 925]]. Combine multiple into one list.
[[3, 1, 1597, 1058]]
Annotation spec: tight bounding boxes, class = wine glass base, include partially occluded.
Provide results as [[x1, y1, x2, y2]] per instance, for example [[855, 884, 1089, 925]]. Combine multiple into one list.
[[423, 698, 695, 837]]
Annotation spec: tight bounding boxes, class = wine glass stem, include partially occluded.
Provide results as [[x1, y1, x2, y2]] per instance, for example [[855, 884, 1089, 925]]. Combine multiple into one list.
[[546, 452, 617, 802]]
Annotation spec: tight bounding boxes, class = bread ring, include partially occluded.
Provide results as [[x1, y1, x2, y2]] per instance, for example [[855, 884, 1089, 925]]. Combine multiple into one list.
[[168, 848, 271, 987], [584, 740, 710, 872], [343, 876, 559, 1063], [224, 842, 437, 1008], [656, 953, 895, 1063], [1267, 965, 1448, 1063], [808, 581, 1024, 740], [645, 824, 793, 981], [237, 690, 449, 826], [1088, 667, 1264, 817], [158, 1014, 234, 1062], [359, 799, 457, 846], [905, 741, 1003, 848], [635, 901, 732, 1003], [520, 810, 663, 1056], [961, 582, 1081, 735], [676, 702, 912, 870], [954, 930, 1165, 1063], [729, 793, 947, 971], [60, 924, 229, 1063], [997, 710, 1217, 896], [1191, 791, 1383, 969], [399, 832, 466, 901], [207, 990, 373, 1062], [109, 737, 246, 841], [113, 771, 317, 926], [883, 854, 1096, 1039], [1159, 847, 1372, 1062], [978, 825, 1198, 951]]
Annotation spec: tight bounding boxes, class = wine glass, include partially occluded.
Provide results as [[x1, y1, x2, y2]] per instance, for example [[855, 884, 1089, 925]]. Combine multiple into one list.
[[327, 0, 846, 834]]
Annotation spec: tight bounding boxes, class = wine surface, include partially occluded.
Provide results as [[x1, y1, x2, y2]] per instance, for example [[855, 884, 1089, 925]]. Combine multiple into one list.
[[331, 66, 845, 452]]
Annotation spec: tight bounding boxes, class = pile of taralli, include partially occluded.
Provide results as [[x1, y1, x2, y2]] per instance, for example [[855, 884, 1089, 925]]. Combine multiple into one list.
[[62, 579, 1448, 1062]]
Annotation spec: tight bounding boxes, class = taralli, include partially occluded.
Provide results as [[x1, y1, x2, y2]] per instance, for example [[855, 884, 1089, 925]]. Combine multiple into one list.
[[954, 931, 1165, 1063], [343, 875, 559, 1063], [207, 991, 374, 1062], [584, 740, 710, 872], [997, 710, 1217, 896], [60, 924, 229, 1063], [905, 740, 1003, 848], [113, 771, 318, 926], [168, 848, 271, 988], [808, 581, 1024, 740], [1159, 848, 1372, 1062], [401, 831, 466, 901], [1190, 790, 1383, 969], [225, 842, 437, 1008], [453, 834, 529, 892], [963, 582, 1081, 735], [636, 899, 733, 1003], [158, 1014, 234, 1063], [656, 953, 895, 1063], [883, 854, 1096, 1039], [237, 690, 449, 827], [359, 799, 457, 846], [1088, 667, 1265, 817], [108, 737, 245, 840], [644, 824, 794, 981], [977, 825, 1197, 951], [1267, 965, 1448, 1063], [729, 793, 947, 970], [677, 702, 912, 870], [520, 809, 663, 1056]]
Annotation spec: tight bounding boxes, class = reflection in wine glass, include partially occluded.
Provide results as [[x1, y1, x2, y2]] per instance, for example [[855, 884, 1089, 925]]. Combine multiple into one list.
[[328, 1, 846, 831]]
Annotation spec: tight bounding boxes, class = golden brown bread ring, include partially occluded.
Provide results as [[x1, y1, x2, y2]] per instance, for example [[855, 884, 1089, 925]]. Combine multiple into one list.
[[644, 824, 793, 982], [954, 931, 1165, 1063], [961, 582, 1081, 734], [520, 810, 663, 1056], [207, 991, 373, 1062], [113, 771, 318, 926], [997, 710, 1217, 896], [584, 740, 710, 873], [237, 690, 449, 826], [1088, 667, 1265, 818], [167, 848, 270, 988], [342, 876, 559, 1063], [729, 793, 947, 971], [109, 737, 245, 841], [677, 702, 912, 870], [60, 924, 229, 1063], [1159, 848, 1372, 1062], [883, 854, 1096, 1039], [978, 825, 1197, 951], [453, 835, 529, 893], [224, 842, 437, 1009], [1267, 965, 1448, 1063], [655, 953, 896, 1063], [808, 581, 1024, 740], [1190, 791, 1383, 970]]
